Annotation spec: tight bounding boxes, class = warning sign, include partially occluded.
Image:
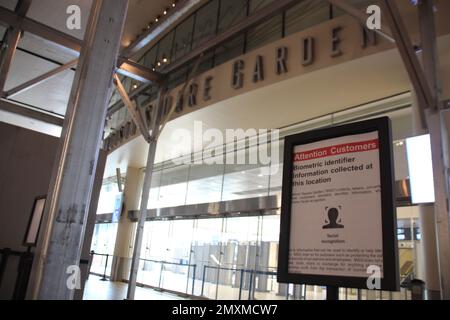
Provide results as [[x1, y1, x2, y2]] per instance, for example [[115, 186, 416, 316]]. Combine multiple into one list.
[[278, 117, 399, 291]]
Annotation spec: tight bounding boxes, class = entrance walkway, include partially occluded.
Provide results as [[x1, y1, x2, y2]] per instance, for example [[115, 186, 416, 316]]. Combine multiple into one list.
[[83, 276, 189, 300]]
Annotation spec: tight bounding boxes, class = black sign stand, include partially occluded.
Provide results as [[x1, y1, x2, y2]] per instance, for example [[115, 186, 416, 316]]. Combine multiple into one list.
[[326, 286, 339, 300], [278, 117, 400, 293]]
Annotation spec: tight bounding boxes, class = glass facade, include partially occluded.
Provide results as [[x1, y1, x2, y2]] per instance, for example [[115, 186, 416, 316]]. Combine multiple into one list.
[[93, 94, 419, 300]]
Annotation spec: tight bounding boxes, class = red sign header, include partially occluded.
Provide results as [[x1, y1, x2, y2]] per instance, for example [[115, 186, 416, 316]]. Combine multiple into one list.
[[294, 139, 379, 162]]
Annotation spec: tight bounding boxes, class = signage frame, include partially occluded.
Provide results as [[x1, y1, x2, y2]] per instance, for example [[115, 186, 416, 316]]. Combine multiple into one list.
[[278, 117, 399, 291], [23, 195, 47, 247]]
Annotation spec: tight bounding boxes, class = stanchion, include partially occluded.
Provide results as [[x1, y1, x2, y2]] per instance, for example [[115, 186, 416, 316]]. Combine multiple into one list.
[[238, 269, 244, 300], [191, 265, 197, 296], [158, 262, 165, 289], [100, 254, 109, 281], [201, 265, 207, 296]]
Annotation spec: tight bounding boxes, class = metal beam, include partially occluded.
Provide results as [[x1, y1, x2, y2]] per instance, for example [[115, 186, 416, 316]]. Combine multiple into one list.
[[326, 0, 395, 43], [121, 0, 206, 59], [0, 98, 64, 126], [113, 73, 152, 143], [28, 0, 129, 300], [0, 5, 82, 53], [126, 87, 164, 300], [5, 59, 78, 98], [117, 58, 162, 84], [107, 82, 153, 117], [381, 0, 434, 129], [163, 0, 300, 74], [0, 0, 32, 94], [0, 6, 160, 84]]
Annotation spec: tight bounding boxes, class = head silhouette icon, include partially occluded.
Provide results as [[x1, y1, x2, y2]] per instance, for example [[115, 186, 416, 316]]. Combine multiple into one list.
[[323, 207, 344, 229]]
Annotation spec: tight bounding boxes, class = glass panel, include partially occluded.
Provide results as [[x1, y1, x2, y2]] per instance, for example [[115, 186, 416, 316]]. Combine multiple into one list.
[[153, 163, 190, 208], [285, 0, 330, 36], [167, 65, 187, 90], [148, 169, 162, 209], [269, 139, 283, 197], [196, 50, 215, 75], [214, 34, 245, 67], [172, 15, 195, 61], [143, 44, 158, 69], [90, 223, 118, 277], [216, 216, 260, 300], [191, 218, 225, 298], [156, 31, 175, 70], [185, 156, 224, 205], [332, 0, 374, 18], [246, 14, 282, 52], [192, 0, 219, 49], [217, 0, 248, 33], [97, 183, 122, 214], [221, 143, 271, 202], [138, 220, 171, 287], [250, 0, 275, 13], [252, 215, 281, 300], [161, 220, 196, 294]]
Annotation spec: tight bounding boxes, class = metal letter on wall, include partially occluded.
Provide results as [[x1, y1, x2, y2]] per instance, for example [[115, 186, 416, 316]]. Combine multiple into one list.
[[302, 37, 315, 66], [362, 26, 377, 48], [331, 26, 343, 57], [276, 47, 288, 75], [232, 60, 245, 89], [189, 82, 198, 107], [203, 76, 213, 101], [253, 55, 264, 83]]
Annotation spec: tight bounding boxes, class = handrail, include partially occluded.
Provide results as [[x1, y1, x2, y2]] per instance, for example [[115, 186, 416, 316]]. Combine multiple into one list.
[[139, 257, 197, 268], [89, 252, 197, 295]]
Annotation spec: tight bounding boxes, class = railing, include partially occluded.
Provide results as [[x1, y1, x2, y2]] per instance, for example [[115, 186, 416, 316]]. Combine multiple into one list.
[[88, 253, 413, 301], [201, 265, 280, 301], [89, 252, 111, 281], [0, 248, 34, 300], [89, 252, 197, 296], [139, 258, 197, 296]]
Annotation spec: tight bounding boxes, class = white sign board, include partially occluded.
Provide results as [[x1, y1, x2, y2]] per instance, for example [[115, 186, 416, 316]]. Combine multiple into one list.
[[278, 118, 399, 291], [289, 132, 383, 278]]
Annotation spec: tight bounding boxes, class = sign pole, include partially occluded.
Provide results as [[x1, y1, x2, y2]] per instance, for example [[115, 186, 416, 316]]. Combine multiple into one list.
[[326, 286, 339, 300]]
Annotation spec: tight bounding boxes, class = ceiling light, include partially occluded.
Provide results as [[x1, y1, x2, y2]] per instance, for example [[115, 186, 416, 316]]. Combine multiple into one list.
[[172, 3, 176, 7], [157, 61, 161, 67]]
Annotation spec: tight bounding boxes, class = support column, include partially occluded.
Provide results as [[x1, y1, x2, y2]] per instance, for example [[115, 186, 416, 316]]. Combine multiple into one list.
[[28, 0, 129, 300], [74, 149, 108, 300], [111, 167, 143, 283], [418, 0, 450, 299], [127, 140, 158, 300]]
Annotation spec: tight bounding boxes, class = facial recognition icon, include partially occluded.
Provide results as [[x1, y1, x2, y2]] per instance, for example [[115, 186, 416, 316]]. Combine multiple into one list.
[[323, 206, 344, 229]]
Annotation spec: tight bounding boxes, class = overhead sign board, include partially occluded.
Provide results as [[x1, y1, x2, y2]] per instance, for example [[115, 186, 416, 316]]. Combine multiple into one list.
[[278, 117, 399, 291]]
